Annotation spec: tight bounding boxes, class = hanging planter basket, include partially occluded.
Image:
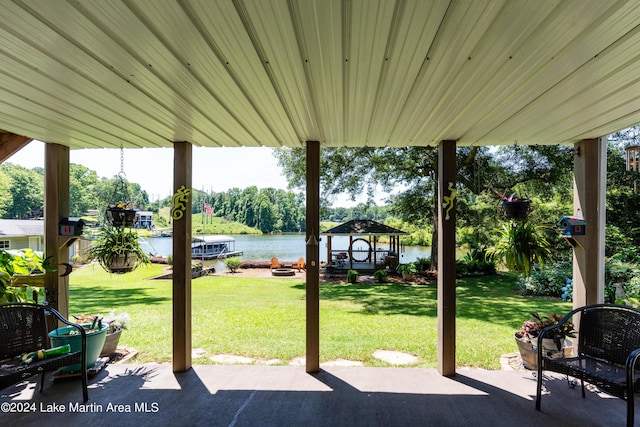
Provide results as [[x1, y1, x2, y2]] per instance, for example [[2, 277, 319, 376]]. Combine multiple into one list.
[[500, 199, 532, 219], [105, 206, 137, 227], [105, 157, 137, 227], [106, 253, 138, 274]]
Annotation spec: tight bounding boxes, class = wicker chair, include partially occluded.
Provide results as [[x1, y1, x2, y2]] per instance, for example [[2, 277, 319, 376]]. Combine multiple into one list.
[[535, 304, 640, 427], [0, 302, 88, 402]]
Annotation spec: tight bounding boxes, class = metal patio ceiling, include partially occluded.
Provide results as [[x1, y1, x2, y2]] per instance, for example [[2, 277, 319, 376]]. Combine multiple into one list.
[[1, 0, 640, 150]]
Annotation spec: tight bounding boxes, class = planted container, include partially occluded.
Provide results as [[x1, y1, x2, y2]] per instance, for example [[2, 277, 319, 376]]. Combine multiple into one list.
[[500, 200, 532, 219], [49, 323, 108, 371], [100, 329, 123, 357], [105, 207, 137, 227]]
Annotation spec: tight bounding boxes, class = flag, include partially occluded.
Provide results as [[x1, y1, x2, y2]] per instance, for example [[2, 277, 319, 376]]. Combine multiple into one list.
[[204, 202, 214, 216]]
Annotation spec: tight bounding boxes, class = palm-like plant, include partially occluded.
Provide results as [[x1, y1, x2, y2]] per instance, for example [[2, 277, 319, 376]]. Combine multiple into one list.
[[486, 220, 551, 276], [86, 226, 149, 273]]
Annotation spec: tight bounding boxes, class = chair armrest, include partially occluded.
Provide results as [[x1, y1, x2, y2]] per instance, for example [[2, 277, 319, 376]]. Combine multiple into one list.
[[538, 308, 579, 342], [625, 348, 640, 379], [44, 304, 87, 338], [624, 347, 640, 427], [536, 307, 581, 369]]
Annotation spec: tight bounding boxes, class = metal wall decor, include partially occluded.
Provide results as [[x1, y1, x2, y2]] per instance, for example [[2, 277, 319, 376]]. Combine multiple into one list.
[[171, 185, 192, 220]]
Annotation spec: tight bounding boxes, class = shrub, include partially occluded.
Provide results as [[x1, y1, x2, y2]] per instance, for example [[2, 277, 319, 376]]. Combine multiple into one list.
[[224, 257, 242, 273], [486, 221, 551, 276], [347, 269, 359, 284], [605, 224, 631, 258], [396, 262, 418, 275], [612, 275, 640, 307], [415, 257, 430, 272], [561, 279, 573, 302], [456, 248, 496, 276], [373, 269, 388, 283], [605, 259, 640, 284], [516, 262, 571, 297], [610, 247, 640, 264], [604, 259, 640, 302], [625, 276, 640, 299]]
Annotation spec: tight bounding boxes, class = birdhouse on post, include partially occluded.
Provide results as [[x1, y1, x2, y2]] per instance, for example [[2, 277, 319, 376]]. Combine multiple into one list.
[[557, 216, 586, 237]]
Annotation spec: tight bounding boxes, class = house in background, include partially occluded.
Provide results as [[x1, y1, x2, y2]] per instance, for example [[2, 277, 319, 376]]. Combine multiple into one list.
[[135, 211, 153, 229], [0, 219, 44, 251], [0, 219, 85, 259]]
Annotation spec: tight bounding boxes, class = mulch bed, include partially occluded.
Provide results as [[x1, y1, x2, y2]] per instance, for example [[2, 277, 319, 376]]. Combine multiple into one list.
[[322, 270, 436, 285], [240, 260, 299, 269]]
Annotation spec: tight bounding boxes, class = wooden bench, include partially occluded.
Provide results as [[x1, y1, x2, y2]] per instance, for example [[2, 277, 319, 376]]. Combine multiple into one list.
[[536, 304, 640, 427], [0, 302, 88, 402]]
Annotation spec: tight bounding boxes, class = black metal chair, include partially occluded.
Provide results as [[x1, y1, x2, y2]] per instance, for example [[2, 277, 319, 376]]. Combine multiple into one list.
[[0, 302, 88, 402], [536, 304, 640, 427]]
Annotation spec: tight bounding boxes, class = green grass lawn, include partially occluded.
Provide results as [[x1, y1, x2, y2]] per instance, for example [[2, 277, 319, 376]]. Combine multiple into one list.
[[68, 264, 571, 369]]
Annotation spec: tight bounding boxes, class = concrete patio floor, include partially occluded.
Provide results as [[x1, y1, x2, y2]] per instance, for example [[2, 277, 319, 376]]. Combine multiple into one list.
[[1, 363, 637, 426]]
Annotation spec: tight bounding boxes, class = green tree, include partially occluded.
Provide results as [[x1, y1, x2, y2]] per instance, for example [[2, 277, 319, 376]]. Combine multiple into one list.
[[255, 192, 277, 233], [275, 145, 575, 268], [69, 164, 101, 216], [0, 164, 43, 218], [606, 129, 640, 253], [0, 170, 13, 217]]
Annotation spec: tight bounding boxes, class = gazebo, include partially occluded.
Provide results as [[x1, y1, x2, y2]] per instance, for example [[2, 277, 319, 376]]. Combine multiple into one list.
[[0, 1, 638, 377], [322, 219, 406, 272]]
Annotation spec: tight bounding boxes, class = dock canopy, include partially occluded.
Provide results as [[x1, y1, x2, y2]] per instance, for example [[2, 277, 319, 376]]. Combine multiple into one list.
[[191, 235, 242, 260], [322, 219, 407, 272]]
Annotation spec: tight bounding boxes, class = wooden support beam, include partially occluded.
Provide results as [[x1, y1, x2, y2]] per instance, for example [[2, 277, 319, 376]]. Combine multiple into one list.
[[437, 140, 457, 376], [572, 138, 606, 307], [172, 141, 192, 372], [306, 141, 320, 373], [0, 131, 32, 163], [44, 143, 70, 317]]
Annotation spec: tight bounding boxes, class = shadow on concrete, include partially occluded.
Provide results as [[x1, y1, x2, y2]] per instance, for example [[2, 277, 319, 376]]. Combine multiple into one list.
[[1, 364, 635, 426]]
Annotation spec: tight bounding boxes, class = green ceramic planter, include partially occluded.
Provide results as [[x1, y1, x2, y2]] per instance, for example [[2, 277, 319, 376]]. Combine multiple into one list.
[[49, 323, 107, 372]]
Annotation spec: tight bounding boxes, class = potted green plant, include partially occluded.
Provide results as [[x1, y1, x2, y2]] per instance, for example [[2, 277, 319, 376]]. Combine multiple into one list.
[[86, 226, 150, 273], [74, 310, 129, 357], [49, 317, 108, 371], [514, 312, 576, 370], [396, 262, 418, 281], [485, 220, 551, 276]]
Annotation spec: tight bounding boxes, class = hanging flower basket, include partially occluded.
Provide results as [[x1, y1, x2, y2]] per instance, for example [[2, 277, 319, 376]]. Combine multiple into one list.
[[500, 199, 532, 219], [86, 226, 150, 274], [105, 165, 137, 227], [107, 253, 138, 274], [106, 206, 137, 227]]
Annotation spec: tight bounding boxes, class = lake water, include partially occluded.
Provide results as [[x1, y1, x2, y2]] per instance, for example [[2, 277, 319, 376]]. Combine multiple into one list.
[[139, 234, 430, 264]]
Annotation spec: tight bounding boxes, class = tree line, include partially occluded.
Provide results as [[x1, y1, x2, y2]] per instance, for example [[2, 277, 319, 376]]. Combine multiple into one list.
[[0, 164, 310, 234], [3, 129, 639, 249], [274, 128, 640, 267], [191, 187, 305, 233], [0, 163, 149, 220]]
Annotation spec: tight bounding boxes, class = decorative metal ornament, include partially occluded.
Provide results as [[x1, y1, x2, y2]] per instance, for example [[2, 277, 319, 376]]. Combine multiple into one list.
[[171, 185, 192, 220], [442, 182, 457, 221]]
